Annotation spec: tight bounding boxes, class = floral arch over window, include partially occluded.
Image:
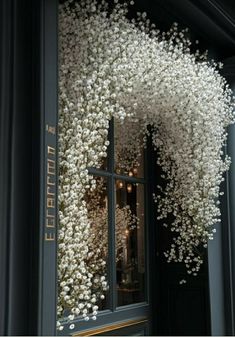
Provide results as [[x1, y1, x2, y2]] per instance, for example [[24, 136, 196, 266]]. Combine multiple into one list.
[[57, 0, 235, 329]]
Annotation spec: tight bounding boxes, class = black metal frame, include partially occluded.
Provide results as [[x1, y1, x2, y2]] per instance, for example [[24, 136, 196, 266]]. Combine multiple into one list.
[[220, 60, 235, 336]]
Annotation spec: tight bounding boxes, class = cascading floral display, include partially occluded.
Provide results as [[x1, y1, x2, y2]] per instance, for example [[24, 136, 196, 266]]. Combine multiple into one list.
[[58, 0, 235, 329], [114, 119, 144, 174]]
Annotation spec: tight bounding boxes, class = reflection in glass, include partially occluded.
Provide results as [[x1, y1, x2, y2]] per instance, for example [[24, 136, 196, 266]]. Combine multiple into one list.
[[115, 181, 145, 306], [98, 145, 109, 170], [91, 140, 109, 171], [114, 119, 144, 177], [86, 176, 109, 310]]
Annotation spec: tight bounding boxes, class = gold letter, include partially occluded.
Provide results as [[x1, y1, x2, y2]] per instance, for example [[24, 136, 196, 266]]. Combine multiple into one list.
[[46, 209, 55, 218], [45, 232, 55, 241], [47, 185, 55, 196], [47, 159, 55, 175], [48, 146, 55, 156], [47, 175, 55, 186], [47, 197, 55, 208], [46, 217, 55, 228]]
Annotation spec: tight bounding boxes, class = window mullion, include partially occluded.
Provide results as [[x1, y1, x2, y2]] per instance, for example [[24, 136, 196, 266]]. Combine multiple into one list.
[[107, 118, 114, 173], [107, 118, 117, 311], [108, 174, 117, 311]]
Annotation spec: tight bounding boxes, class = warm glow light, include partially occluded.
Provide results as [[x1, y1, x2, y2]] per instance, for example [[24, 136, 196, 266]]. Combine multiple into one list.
[[133, 168, 138, 175], [127, 184, 132, 193], [128, 171, 133, 177], [118, 181, 124, 189]]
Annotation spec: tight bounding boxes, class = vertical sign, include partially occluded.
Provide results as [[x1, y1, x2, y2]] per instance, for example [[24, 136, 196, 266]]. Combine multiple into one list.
[[39, 0, 58, 335], [45, 129, 56, 242], [40, 121, 58, 335]]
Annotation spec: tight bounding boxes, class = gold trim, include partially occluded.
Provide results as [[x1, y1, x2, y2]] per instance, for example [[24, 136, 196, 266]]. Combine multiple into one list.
[[73, 318, 148, 336]]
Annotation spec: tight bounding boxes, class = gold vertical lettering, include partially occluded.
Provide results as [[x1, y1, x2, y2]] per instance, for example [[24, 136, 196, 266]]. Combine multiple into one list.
[[45, 136, 56, 242]]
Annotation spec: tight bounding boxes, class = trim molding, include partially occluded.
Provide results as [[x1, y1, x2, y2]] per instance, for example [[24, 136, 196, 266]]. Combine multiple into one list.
[[156, 0, 235, 59], [207, 0, 235, 26], [73, 318, 148, 336]]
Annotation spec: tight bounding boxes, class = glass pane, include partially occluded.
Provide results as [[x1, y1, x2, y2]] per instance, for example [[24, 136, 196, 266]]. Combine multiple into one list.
[[57, 176, 109, 325], [85, 176, 109, 311], [88, 141, 109, 171], [115, 180, 145, 306], [114, 119, 144, 177]]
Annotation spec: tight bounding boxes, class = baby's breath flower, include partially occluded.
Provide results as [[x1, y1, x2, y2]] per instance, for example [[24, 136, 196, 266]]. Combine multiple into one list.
[[57, 0, 235, 329]]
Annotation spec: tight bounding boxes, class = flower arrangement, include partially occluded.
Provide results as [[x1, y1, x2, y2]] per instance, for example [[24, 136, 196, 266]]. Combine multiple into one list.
[[114, 119, 144, 175], [58, 0, 235, 329]]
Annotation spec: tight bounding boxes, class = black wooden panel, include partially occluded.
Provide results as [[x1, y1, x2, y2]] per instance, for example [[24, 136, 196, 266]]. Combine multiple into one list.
[[151, 149, 210, 336], [0, 0, 33, 335], [0, 0, 13, 335], [220, 59, 235, 336], [155, 262, 210, 336], [0, 0, 58, 335], [168, 287, 208, 336]]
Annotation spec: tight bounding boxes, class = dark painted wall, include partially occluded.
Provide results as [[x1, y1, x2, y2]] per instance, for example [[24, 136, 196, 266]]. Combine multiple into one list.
[[0, 0, 57, 335], [0, 0, 33, 334]]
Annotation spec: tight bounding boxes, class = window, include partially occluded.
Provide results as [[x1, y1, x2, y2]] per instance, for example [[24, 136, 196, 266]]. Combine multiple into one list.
[[58, 118, 150, 335], [87, 118, 147, 309]]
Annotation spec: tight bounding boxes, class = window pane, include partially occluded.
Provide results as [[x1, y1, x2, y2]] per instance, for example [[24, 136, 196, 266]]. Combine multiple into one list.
[[89, 143, 109, 171], [114, 119, 144, 177], [57, 176, 109, 324], [115, 180, 145, 306], [85, 176, 109, 311]]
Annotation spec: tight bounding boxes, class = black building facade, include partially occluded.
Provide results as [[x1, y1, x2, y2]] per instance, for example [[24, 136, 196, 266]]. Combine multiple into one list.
[[0, 0, 235, 335]]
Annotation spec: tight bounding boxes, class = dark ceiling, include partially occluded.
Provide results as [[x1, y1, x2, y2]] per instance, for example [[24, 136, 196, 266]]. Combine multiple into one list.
[[132, 0, 235, 60], [215, 0, 235, 18], [59, 0, 235, 59]]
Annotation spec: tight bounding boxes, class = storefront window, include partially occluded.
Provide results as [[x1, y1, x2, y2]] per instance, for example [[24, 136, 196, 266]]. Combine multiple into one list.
[[87, 118, 147, 311], [116, 181, 145, 306], [85, 176, 109, 310], [57, 117, 148, 333]]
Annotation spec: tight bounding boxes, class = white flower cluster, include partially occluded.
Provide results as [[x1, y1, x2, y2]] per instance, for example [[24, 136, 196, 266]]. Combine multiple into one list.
[[114, 118, 144, 175], [58, 0, 235, 328]]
